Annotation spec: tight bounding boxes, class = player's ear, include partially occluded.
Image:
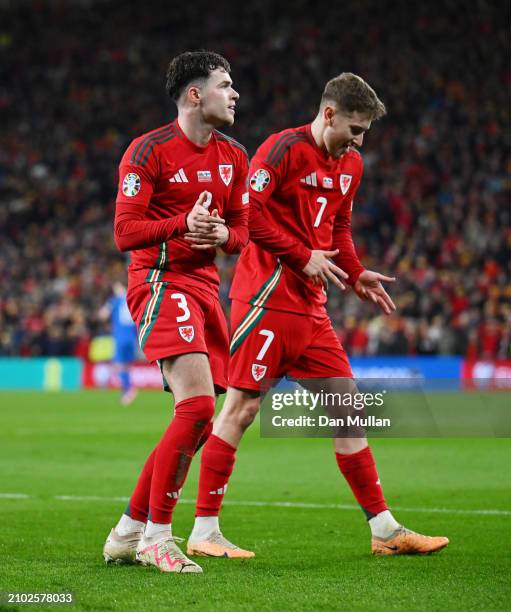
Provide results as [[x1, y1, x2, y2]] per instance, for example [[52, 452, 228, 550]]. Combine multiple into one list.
[[323, 105, 335, 125], [187, 85, 201, 106]]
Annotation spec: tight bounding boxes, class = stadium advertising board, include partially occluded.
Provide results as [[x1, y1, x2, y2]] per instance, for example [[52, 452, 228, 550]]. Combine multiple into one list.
[[82, 361, 163, 389], [0, 358, 82, 390], [350, 356, 463, 389], [81, 356, 464, 391], [462, 359, 511, 390]]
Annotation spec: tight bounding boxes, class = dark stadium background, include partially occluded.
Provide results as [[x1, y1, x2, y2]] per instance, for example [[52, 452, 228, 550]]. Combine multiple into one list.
[[1, 0, 509, 362]]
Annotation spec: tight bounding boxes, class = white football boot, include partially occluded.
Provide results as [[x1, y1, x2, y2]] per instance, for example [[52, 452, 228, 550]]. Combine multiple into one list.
[[136, 534, 203, 573], [103, 528, 142, 564]]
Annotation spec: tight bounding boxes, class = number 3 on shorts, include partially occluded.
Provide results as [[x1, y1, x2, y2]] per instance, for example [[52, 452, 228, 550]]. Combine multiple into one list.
[[256, 329, 274, 361], [171, 293, 190, 322]]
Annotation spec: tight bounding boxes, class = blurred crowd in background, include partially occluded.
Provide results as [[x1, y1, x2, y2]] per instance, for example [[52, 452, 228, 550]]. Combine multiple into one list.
[[1, 0, 510, 358]]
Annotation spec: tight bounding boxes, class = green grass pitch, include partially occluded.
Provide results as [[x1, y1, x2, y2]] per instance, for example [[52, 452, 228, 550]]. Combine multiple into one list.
[[1, 390, 510, 610]]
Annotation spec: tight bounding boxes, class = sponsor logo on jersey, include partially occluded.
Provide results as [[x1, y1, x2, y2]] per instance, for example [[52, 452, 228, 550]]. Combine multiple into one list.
[[242, 192, 249, 205], [122, 173, 141, 197], [250, 168, 271, 192], [300, 172, 317, 187], [219, 164, 233, 186], [178, 326, 195, 343], [168, 168, 188, 183], [323, 176, 333, 189], [340, 174, 352, 195], [251, 363, 267, 382], [197, 170, 212, 182]]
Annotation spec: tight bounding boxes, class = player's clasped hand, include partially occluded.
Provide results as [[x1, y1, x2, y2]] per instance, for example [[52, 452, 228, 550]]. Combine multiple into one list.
[[354, 270, 397, 315], [186, 191, 225, 233], [302, 249, 349, 291], [185, 192, 229, 249]]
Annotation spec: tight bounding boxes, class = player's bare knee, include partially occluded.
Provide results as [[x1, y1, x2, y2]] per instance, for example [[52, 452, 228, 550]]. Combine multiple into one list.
[[220, 396, 259, 431], [334, 437, 368, 454], [216, 388, 260, 433], [235, 400, 260, 430]]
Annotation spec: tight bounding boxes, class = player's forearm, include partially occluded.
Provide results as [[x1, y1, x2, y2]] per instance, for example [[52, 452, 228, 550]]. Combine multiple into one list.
[[249, 208, 311, 271], [332, 207, 365, 285], [221, 207, 249, 254], [332, 232, 365, 285], [334, 254, 365, 286], [114, 209, 188, 252]]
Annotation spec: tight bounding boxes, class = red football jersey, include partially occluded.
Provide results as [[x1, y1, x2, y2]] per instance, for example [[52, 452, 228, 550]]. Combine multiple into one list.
[[230, 124, 365, 315], [115, 119, 249, 296]]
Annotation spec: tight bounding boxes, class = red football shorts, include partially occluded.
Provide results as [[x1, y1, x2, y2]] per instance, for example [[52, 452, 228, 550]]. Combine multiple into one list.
[[228, 299, 353, 391], [127, 281, 229, 391]]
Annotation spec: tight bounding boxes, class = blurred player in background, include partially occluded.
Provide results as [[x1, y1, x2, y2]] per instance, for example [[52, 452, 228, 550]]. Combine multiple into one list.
[[102, 50, 249, 573], [187, 73, 449, 559], [99, 281, 138, 405]]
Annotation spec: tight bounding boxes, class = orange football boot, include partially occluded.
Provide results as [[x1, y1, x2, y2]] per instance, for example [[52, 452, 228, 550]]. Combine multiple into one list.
[[187, 531, 255, 558], [372, 526, 449, 555]]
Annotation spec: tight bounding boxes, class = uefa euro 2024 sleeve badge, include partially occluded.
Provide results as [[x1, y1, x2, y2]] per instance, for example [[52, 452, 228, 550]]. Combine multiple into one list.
[[250, 168, 271, 192], [122, 173, 141, 197]]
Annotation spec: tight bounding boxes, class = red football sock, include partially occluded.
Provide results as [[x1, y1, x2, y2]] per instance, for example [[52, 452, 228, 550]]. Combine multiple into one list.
[[148, 395, 215, 524], [196, 420, 213, 453], [126, 446, 157, 522], [335, 446, 388, 519], [195, 434, 237, 517], [125, 417, 213, 522]]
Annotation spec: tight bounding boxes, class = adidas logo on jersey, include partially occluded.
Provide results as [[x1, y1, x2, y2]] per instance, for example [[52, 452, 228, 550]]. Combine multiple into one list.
[[300, 172, 317, 186], [209, 485, 228, 495], [168, 169, 188, 183]]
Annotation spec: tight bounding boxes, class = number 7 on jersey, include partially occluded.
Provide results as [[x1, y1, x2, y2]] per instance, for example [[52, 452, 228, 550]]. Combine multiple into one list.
[[314, 197, 328, 228], [256, 329, 274, 361]]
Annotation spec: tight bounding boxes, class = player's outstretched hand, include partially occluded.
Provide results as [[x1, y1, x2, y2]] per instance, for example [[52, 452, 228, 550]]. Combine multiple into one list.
[[302, 249, 348, 291], [354, 270, 396, 315], [185, 209, 230, 250], [186, 192, 225, 233]]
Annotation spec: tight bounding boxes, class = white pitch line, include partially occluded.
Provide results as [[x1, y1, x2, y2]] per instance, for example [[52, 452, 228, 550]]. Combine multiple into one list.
[[0, 493, 30, 499], [1, 492, 510, 516], [220, 500, 511, 516], [56, 495, 129, 502]]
